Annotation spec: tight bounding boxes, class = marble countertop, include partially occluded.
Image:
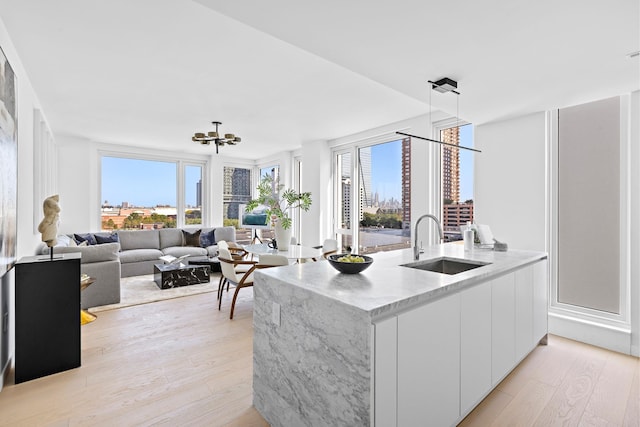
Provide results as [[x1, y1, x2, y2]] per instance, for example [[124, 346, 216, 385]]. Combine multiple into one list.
[[256, 243, 547, 320]]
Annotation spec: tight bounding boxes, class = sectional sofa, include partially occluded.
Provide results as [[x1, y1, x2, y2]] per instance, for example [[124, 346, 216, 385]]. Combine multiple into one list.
[[36, 226, 236, 308]]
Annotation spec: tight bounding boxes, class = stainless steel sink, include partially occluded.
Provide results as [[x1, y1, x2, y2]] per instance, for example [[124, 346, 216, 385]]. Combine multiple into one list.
[[401, 257, 490, 275]]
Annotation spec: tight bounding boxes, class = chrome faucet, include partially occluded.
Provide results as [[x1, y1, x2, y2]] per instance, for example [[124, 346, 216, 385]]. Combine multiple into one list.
[[413, 214, 444, 260]]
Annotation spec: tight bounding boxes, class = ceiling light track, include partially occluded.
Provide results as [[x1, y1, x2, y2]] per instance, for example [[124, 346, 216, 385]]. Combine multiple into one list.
[[395, 131, 481, 153], [399, 77, 481, 153], [192, 121, 241, 154]]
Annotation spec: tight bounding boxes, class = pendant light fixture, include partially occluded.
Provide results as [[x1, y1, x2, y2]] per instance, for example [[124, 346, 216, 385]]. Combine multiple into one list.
[[397, 78, 481, 153], [192, 121, 241, 154]]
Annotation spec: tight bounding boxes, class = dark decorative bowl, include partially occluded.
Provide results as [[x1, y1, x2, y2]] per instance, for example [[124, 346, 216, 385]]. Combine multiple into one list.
[[327, 254, 374, 274]]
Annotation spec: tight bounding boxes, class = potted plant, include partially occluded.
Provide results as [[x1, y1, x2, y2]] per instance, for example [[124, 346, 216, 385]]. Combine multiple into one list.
[[245, 174, 312, 250]]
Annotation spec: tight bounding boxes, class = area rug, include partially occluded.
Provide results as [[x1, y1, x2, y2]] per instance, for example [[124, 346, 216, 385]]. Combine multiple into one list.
[[89, 273, 221, 313]]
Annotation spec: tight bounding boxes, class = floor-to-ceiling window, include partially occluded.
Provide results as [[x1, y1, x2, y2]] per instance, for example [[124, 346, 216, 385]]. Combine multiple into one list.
[[440, 123, 474, 241], [334, 138, 411, 254], [184, 164, 202, 226], [223, 165, 252, 244], [101, 157, 177, 230], [100, 155, 205, 230], [293, 157, 302, 243], [335, 150, 352, 251], [256, 165, 279, 241]]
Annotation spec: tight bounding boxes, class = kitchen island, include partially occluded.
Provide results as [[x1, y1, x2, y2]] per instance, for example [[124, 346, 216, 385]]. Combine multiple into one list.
[[253, 243, 548, 427]]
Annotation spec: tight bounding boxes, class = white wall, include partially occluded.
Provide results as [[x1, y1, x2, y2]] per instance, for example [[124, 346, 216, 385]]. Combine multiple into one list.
[[56, 136, 99, 233], [630, 90, 640, 356], [474, 113, 547, 252], [300, 140, 331, 247], [0, 15, 53, 388], [0, 18, 51, 259]]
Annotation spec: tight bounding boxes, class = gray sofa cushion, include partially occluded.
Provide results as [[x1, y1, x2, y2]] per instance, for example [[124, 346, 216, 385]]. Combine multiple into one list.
[[117, 230, 160, 250], [36, 242, 120, 263], [80, 260, 121, 309], [162, 246, 207, 257], [118, 248, 163, 264], [214, 226, 236, 243], [159, 228, 183, 249]]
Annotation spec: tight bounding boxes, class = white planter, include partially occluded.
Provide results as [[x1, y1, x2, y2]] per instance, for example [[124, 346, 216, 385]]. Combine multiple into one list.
[[274, 222, 291, 251]]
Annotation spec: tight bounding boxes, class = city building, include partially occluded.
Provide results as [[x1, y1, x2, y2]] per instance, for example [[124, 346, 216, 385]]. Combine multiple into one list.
[[401, 137, 411, 229], [441, 126, 460, 203]]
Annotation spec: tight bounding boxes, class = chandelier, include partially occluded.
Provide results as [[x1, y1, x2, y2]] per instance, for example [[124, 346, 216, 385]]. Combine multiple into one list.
[[192, 121, 241, 154]]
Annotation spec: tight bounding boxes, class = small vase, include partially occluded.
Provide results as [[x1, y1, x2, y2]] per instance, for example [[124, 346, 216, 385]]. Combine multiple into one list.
[[274, 221, 291, 251]]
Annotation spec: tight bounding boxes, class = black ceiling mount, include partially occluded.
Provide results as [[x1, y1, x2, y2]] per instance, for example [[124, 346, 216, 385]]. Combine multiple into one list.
[[395, 77, 481, 153], [429, 77, 459, 94]]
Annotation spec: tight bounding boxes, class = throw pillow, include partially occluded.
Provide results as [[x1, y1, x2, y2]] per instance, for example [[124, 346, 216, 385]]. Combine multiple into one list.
[[77, 240, 89, 247], [200, 229, 215, 248], [94, 233, 119, 244], [74, 233, 97, 245], [182, 229, 201, 247]]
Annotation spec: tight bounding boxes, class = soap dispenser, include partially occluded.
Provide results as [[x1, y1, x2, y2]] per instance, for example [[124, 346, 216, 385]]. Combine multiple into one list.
[[463, 222, 474, 251]]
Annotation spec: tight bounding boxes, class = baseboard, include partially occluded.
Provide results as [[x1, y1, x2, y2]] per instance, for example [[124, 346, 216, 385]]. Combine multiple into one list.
[[549, 312, 632, 355]]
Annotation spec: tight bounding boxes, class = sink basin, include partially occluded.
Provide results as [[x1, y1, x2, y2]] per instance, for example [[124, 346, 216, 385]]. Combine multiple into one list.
[[401, 257, 490, 275]]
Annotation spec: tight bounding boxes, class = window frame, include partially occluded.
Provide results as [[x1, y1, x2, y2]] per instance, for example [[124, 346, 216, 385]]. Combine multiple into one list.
[[98, 150, 208, 229], [331, 132, 414, 254], [548, 105, 631, 329]]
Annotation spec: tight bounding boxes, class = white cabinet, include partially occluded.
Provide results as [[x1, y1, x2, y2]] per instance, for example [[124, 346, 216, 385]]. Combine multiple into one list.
[[397, 293, 460, 427], [372, 259, 548, 426], [460, 280, 492, 416], [374, 316, 397, 427], [515, 265, 534, 362], [533, 260, 548, 343], [491, 273, 516, 385]]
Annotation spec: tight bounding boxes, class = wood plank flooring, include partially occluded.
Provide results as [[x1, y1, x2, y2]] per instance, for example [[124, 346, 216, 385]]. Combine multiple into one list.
[[0, 286, 638, 426]]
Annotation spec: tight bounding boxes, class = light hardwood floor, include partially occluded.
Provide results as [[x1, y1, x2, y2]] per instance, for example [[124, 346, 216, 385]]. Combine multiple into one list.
[[0, 287, 638, 426]]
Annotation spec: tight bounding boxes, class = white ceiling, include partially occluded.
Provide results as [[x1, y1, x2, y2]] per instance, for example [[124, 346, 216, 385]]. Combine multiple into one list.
[[0, 0, 638, 160]]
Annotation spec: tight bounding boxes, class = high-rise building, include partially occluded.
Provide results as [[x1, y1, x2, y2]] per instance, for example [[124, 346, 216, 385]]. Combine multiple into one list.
[[401, 137, 411, 229], [442, 202, 474, 240], [196, 179, 202, 207], [358, 147, 372, 208], [341, 177, 351, 228], [441, 126, 460, 203], [223, 166, 252, 220]]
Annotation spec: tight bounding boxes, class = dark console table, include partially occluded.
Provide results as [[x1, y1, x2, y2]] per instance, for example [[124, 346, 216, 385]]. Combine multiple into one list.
[[15, 253, 81, 383]]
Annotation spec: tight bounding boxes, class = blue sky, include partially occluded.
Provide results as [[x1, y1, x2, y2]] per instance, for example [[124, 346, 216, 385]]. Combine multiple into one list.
[[371, 125, 474, 202], [102, 157, 201, 207]]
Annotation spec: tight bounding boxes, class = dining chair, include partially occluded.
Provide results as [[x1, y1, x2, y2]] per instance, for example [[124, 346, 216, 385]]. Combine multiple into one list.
[[218, 248, 289, 319], [217, 240, 249, 260], [312, 238, 339, 261]]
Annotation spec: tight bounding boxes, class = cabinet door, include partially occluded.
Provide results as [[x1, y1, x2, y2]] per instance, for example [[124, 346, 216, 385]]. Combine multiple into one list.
[[460, 281, 492, 416], [515, 265, 534, 361], [491, 273, 515, 385], [397, 293, 460, 427], [533, 260, 548, 343], [374, 317, 397, 427]]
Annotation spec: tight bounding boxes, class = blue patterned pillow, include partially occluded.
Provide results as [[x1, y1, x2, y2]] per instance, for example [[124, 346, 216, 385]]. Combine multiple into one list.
[[200, 229, 216, 247], [74, 233, 97, 245]]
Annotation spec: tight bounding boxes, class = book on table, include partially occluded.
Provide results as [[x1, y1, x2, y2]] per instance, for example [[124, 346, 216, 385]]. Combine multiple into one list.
[[158, 254, 190, 265]]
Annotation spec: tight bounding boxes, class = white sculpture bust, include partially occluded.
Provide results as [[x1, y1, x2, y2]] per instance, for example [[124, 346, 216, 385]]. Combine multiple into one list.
[[38, 194, 60, 248]]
